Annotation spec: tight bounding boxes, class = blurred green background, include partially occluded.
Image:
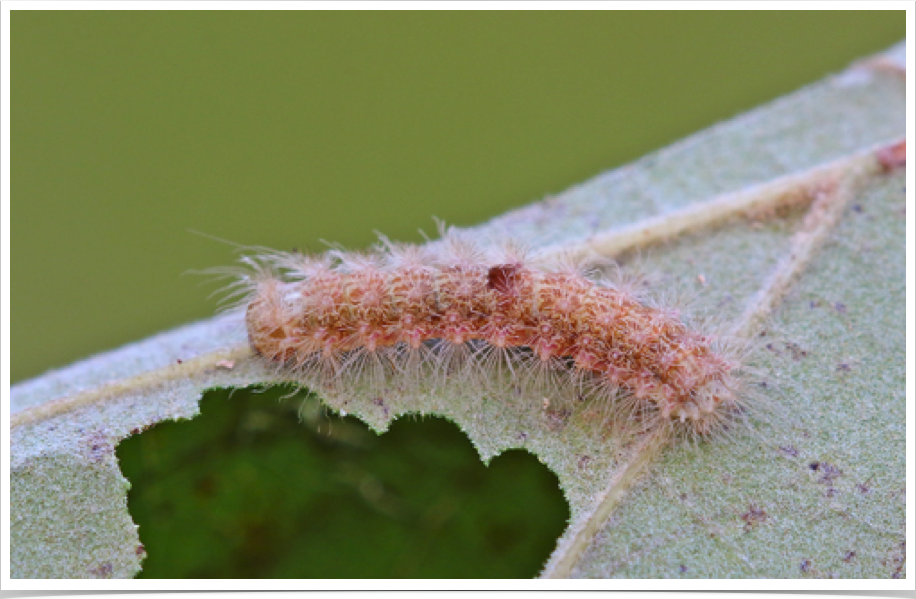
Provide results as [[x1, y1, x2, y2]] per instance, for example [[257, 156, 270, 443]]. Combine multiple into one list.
[[13, 11, 904, 578]]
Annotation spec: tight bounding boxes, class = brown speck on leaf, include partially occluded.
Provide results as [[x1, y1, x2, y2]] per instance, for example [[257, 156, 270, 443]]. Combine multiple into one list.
[[90, 562, 113, 578], [885, 541, 905, 579], [810, 461, 843, 485], [136, 544, 146, 557], [372, 397, 389, 417], [843, 551, 856, 563], [741, 504, 768, 531], [176, 358, 183, 364], [577, 455, 592, 469], [85, 432, 114, 463], [854, 55, 906, 79], [800, 559, 812, 573], [837, 362, 852, 372], [216, 360, 236, 370], [856, 481, 871, 495], [876, 139, 905, 172], [784, 342, 808, 361]]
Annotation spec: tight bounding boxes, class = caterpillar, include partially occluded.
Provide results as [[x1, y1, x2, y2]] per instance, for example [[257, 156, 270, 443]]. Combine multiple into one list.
[[228, 229, 748, 436]]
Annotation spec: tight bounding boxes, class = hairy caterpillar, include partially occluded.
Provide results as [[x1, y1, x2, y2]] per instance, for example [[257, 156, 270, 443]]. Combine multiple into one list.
[[226, 229, 749, 436]]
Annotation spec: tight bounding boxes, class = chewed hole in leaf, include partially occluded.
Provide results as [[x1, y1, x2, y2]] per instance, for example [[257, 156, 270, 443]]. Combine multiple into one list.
[[116, 385, 569, 578]]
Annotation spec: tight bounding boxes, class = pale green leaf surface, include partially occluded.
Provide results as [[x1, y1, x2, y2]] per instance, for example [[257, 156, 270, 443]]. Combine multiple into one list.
[[10, 43, 906, 579]]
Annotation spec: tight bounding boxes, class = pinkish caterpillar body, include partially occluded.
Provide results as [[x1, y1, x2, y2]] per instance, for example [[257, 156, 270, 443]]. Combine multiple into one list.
[[233, 232, 745, 435]]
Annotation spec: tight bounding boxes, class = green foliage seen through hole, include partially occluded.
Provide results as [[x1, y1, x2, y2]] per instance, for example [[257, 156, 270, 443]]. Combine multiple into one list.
[[117, 386, 570, 578]]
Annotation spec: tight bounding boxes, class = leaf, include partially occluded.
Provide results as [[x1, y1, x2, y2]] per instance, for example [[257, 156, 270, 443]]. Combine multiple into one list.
[[10, 42, 906, 579]]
